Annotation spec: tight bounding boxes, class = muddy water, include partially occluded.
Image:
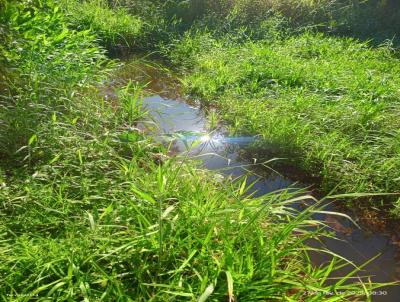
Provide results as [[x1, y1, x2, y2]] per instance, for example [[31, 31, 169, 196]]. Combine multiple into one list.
[[116, 59, 400, 301]]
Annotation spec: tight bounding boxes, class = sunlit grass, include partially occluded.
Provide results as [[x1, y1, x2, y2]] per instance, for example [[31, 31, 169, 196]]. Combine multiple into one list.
[[0, 0, 395, 300], [173, 31, 400, 214], [61, 0, 143, 50]]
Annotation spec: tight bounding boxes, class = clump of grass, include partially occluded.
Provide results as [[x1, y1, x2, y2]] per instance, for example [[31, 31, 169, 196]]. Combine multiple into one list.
[[62, 0, 143, 51], [207, 108, 219, 131], [0, 0, 110, 164]]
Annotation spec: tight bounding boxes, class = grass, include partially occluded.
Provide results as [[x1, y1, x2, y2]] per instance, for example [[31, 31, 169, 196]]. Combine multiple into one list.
[[169, 31, 400, 214], [0, 0, 110, 163], [0, 0, 395, 300], [109, 0, 400, 45], [61, 0, 143, 51]]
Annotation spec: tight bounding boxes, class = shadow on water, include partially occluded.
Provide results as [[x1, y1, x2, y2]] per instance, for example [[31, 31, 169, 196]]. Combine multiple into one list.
[[113, 58, 400, 301]]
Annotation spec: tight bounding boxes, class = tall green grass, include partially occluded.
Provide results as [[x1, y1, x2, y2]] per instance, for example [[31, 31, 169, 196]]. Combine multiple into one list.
[[170, 30, 400, 215], [0, 0, 110, 164], [61, 0, 143, 52], [0, 0, 387, 300], [110, 0, 400, 44]]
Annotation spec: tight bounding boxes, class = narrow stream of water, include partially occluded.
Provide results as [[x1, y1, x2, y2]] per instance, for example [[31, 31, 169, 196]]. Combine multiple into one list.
[[113, 59, 400, 301]]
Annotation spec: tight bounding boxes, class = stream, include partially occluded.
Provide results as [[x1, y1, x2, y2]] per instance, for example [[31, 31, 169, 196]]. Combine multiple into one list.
[[112, 59, 400, 301]]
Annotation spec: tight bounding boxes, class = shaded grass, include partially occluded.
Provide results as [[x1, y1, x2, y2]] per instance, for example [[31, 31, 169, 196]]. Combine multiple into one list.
[[113, 0, 400, 46]]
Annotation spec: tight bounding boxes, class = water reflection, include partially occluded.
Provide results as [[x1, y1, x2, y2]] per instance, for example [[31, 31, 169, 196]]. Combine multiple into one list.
[[141, 94, 400, 301]]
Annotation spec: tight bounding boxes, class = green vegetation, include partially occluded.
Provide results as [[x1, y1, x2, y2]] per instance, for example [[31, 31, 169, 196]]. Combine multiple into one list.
[[0, 0, 110, 162], [146, 0, 400, 215], [1, 0, 399, 300], [61, 0, 142, 51], [172, 31, 400, 214]]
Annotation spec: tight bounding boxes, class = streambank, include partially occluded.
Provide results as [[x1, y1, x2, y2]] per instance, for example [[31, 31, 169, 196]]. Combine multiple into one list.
[[2, 1, 397, 299], [169, 33, 400, 218], [114, 57, 400, 301]]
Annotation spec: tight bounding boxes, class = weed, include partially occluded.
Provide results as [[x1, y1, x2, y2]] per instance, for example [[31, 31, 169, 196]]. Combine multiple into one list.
[[172, 31, 400, 214], [0, 0, 395, 300], [61, 0, 142, 52]]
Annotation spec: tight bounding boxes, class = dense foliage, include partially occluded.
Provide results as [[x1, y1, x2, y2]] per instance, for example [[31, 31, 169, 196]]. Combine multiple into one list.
[[0, 0, 397, 300], [171, 31, 400, 214], [109, 0, 400, 44]]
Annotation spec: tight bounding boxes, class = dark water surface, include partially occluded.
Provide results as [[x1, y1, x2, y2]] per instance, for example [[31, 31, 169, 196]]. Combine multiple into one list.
[[115, 59, 400, 301]]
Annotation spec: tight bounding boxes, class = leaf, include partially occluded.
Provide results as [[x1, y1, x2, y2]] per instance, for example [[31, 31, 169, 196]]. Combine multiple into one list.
[[131, 186, 156, 204], [161, 205, 175, 219], [197, 283, 214, 302], [226, 271, 234, 302], [99, 203, 113, 221], [77, 149, 83, 165], [87, 212, 95, 230], [175, 250, 197, 273], [54, 27, 68, 43], [49, 154, 61, 164], [71, 117, 79, 125], [28, 134, 37, 145], [47, 281, 66, 296], [238, 176, 247, 196]]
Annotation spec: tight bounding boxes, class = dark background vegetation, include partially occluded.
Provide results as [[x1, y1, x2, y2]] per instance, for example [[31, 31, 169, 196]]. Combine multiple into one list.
[[107, 0, 400, 45]]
